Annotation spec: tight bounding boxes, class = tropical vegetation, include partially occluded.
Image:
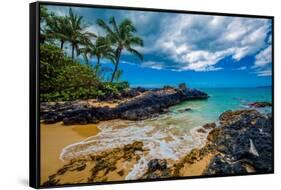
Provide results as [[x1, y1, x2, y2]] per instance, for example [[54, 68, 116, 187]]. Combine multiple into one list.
[[40, 6, 143, 102]]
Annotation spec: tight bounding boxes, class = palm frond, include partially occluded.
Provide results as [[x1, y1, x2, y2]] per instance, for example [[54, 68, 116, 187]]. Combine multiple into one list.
[[119, 19, 136, 33], [109, 17, 120, 36], [129, 36, 144, 46], [127, 47, 143, 61], [96, 19, 118, 41]]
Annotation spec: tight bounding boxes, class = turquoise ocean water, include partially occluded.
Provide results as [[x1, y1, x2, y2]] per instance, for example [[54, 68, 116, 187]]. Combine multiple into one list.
[[170, 87, 272, 126]]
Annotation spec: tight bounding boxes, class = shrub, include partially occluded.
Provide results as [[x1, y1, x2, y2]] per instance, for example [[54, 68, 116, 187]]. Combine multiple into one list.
[[40, 44, 100, 102], [39, 44, 129, 102], [101, 82, 130, 95]]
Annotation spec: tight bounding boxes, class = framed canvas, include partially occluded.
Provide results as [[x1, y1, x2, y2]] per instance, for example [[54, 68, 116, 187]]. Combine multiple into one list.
[[30, 1, 274, 188]]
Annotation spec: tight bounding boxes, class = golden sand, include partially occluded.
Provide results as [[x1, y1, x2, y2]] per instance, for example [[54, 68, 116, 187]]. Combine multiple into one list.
[[178, 154, 213, 176], [40, 122, 100, 184], [40, 119, 213, 185], [41, 141, 145, 185]]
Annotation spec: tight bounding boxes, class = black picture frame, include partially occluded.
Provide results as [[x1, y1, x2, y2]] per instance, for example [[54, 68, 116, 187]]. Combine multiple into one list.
[[29, 1, 274, 189]]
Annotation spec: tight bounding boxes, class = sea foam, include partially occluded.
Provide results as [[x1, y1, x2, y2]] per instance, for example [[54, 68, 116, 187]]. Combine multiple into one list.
[[60, 113, 213, 180]]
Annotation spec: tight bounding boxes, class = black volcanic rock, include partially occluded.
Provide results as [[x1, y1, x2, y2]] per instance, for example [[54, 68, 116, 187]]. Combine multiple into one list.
[[166, 109, 272, 178], [98, 87, 147, 101], [142, 159, 171, 179], [41, 87, 208, 125], [205, 155, 247, 175], [177, 108, 192, 113], [248, 101, 272, 108], [204, 109, 273, 175], [148, 159, 168, 172]]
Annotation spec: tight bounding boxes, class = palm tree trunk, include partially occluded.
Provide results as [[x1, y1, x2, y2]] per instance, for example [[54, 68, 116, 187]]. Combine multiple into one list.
[[84, 54, 89, 64], [97, 56, 100, 66], [71, 45, 75, 60], [95, 56, 101, 76], [110, 49, 121, 82], [110, 63, 118, 82], [60, 40, 64, 50]]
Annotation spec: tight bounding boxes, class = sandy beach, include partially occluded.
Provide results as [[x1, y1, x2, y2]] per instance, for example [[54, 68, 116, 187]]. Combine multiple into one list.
[[40, 122, 100, 184]]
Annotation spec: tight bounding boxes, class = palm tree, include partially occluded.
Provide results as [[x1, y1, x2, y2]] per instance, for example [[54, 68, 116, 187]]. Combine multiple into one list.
[[114, 69, 123, 82], [45, 15, 70, 49], [78, 36, 115, 79], [39, 6, 50, 44], [97, 16, 143, 82], [79, 36, 115, 65], [93, 36, 115, 66], [77, 45, 92, 64], [68, 8, 96, 60]]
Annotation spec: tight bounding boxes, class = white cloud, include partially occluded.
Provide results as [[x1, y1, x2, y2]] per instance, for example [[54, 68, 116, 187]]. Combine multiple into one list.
[[178, 49, 230, 71], [255, 69, 272, 77], [254, 45, 272, 68], [122, 60, 165, 70], [145, 15, 271, 72], [141, 61, 164, 70], [233, 66, 247, 71], [268, 34, 272, 43], [46, 6, 272, 73], [121, 60, 136, 66]]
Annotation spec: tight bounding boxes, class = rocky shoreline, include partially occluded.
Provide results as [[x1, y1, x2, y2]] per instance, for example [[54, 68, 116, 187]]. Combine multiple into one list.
[[42, 108, 272, 186], [43, 141, 147, 186], [170, 109, 273, 177], [41, 86, 208, 125], [204, 109, 273, 175]]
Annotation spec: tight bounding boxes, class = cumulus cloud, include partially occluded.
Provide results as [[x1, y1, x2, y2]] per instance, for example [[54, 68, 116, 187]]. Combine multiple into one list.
[[147, 15, 271, 71], [251, 44, 272, 77], [46, 5, 272, 74], [254, 45, 272, 68]]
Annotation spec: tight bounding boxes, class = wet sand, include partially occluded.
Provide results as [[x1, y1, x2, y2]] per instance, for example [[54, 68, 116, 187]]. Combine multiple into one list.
[[178, 153, 213, 176], [40, 122, 100, 184], [40, 118, 213, 185]]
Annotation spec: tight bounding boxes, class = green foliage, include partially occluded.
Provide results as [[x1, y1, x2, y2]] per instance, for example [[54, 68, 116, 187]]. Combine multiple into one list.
[[40, 44, 101, 101], [40, 5, 50, 43], [40, 44, 129, 102], [101, 82, 129, 95], [40, 87, 105, 102], [41, 7, 96, 59], [78, 36, 115, 75], [96, 16, 144, 82], [114, 81, 130, 90], [67, 8, 96, 59], [39, 8, 142, 102]]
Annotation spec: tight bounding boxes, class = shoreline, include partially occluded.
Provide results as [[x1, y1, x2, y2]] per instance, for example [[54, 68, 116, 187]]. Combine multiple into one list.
[[40, 86, 272, 186], [41, 107, 272, 186], [40, 85, 209, 184], [40, 86, 208, 125], [40, 122, 100, 184], [40, 114, 213, 185]]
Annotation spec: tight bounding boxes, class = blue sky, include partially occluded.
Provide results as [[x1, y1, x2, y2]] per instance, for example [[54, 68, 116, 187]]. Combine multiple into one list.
[[45, 5, 273, 88]]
